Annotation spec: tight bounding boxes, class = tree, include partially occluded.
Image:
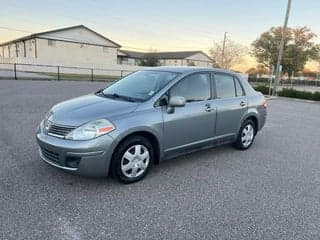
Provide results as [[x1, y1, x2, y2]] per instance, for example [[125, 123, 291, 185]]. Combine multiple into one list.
[[252, 26, 320, 79], [139, 51, 160, 67], [209, 39, 246, 69], [187, 61, 196, 66], [246, 64, 269, 77], [302, 68, 317, 78], [246, 67, 257, 75]]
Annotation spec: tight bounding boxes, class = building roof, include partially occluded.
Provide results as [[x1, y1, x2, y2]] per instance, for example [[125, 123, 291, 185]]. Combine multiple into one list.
[[153, 51, 210, 60], [143, 66, 234, 74], [120, 50, 146, 59], [0, 25, 121, 47], [120, 50, 213, 62]]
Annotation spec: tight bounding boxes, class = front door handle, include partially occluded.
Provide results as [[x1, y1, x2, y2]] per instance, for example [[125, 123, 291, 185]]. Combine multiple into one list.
[[240, 101, 247, 107]]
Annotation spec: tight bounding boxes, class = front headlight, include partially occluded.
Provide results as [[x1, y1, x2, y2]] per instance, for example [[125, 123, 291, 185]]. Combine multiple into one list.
[[45, 110, 53, 120], [65, 119, 115, 140]]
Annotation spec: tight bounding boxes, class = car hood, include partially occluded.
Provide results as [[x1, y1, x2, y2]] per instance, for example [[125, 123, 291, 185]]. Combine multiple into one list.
[[49, 94, 138, 126]]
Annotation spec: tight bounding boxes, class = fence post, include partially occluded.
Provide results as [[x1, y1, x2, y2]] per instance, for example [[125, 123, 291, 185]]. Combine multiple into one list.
[[91, 68, 94, 82], [14, 63, 17, 80], [57, 66, 60, 81]]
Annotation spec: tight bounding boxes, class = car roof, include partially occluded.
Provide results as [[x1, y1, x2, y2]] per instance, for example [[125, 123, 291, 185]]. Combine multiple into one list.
[[144, 66, 236, 75]]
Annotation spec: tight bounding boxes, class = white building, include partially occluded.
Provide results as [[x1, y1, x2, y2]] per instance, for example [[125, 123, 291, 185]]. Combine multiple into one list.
[[0, 25, 122, 68], [0, 25, 214, 70], [118, 50, 214, 67]]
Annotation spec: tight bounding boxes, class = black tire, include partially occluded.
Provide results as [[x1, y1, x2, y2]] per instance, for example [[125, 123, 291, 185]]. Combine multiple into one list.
[[110, 136, 154, 184], [233, 119, 256, 150]]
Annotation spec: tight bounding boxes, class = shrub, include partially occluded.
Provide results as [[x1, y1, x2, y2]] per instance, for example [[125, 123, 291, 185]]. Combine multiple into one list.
[[252, 86, 320, 101], [253, 85, 272, 95], [278, 88, 320, 101], [313, 91, 320, 101]]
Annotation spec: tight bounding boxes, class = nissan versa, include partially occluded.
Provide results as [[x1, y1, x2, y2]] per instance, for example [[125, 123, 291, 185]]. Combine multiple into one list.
[[36, 67, 267, 183]]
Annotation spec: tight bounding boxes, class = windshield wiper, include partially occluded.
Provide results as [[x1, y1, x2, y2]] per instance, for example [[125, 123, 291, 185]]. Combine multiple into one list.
[[103, 93, 139, 102], [95, 89, 105, 96]]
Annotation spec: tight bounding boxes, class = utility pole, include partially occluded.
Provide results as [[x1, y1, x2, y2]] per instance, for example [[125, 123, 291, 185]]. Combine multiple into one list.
[[273, 0, 292, 95], [221, 32, 227, 68]]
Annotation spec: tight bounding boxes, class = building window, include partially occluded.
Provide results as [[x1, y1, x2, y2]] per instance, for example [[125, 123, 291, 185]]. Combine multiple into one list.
[[48, 40, 56, 47], [103, 47, 109, 53], [135, 59, 141, 66]]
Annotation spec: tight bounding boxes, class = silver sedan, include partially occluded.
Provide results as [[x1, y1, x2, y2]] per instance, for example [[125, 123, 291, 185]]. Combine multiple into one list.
[[36, 67, 267, 183]]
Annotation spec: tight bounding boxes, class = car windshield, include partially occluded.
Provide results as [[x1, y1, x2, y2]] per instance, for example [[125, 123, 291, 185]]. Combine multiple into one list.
[[101, 70, 179, 101]]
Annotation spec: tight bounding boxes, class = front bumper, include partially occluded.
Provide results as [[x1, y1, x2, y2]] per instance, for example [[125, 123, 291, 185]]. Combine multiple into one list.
[[36, 124, 115, 177]]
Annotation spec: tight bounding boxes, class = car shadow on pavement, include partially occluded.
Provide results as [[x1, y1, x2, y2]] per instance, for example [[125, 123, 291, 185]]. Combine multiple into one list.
[[33, 138, 263, 191]]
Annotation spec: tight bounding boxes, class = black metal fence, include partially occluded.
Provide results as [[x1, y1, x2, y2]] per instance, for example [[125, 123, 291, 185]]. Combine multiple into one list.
[[0, 62, 135, 81]]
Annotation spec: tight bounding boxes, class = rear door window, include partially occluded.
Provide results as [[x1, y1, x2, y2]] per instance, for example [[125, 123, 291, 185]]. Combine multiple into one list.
[[214, 74, 236, 98]]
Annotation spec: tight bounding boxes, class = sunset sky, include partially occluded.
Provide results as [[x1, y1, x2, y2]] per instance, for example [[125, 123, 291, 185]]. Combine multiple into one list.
[[1, 0, 319, 70]]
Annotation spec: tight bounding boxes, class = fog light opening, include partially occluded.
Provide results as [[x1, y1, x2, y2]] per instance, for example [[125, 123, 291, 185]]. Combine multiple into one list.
[[66, 157, 81, 168]]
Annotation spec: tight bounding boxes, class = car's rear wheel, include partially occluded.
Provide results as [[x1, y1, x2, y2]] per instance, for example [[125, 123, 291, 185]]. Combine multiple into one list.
[[110, 136, 154, 183], [233, 119, 256, 150]]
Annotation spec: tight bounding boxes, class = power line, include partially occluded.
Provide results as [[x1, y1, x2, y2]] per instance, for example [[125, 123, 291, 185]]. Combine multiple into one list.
[[3, 2, 222, 41], [0, 25, 211, 52], [0, 26, 32, 33], [1, 1, 220, 51]]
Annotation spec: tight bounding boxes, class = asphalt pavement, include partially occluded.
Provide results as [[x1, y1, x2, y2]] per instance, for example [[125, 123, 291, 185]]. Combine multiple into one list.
[[1, 79, 320, 240]]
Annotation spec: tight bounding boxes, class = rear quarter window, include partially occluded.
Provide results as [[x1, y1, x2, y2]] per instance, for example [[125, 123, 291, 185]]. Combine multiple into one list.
[[234, 77, 245, 96]]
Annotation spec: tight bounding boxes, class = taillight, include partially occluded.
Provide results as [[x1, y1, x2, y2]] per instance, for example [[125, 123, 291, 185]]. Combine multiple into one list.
[[263, 98, 267, 109]]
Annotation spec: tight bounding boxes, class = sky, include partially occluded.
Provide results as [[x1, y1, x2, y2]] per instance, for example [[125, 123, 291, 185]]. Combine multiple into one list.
[[0, 0, 319, 70]]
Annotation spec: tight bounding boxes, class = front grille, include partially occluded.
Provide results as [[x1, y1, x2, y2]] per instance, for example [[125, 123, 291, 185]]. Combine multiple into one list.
[[41, 147, 60, 164], [46, 121, 76, 138]]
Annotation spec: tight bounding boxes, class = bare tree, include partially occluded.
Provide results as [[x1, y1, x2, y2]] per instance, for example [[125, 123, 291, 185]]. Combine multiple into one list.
[[209, 39, 247, 69]]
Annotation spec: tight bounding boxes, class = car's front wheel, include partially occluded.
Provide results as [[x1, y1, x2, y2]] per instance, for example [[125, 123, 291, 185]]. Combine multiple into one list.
[[233, 119, 256, 150], [110, 136, 154, 183]]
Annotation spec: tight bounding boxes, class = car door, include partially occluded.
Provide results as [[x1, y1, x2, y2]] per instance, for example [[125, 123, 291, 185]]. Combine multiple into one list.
[[162, 72, 216, 155], [213, 73, 247, 138]]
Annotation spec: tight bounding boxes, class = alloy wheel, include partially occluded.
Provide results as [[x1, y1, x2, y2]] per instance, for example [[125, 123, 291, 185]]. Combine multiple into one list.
[[241, 124, 254, 148]]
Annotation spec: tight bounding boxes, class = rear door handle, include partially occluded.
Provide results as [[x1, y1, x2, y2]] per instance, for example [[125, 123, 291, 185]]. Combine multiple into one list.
[[205, 103, 213, 112], [240, 101, 247, 107]]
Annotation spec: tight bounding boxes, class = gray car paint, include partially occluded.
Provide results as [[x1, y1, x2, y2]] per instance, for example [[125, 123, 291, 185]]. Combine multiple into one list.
[[49, 94, 138, 126], [36, 66, 266, 177]]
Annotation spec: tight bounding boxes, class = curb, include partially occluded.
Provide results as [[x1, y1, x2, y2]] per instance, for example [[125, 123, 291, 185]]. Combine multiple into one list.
[[264, 96, 278, 101]]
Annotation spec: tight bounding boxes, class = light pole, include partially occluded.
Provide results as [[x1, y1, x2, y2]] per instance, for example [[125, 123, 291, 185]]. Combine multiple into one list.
[[221, 32, 227, 68], [273, 0, 292, 95]]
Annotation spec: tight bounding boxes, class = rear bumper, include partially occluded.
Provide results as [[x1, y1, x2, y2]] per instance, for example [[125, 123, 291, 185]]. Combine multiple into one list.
[[258, 109, 267, 131], [36, 124, 115, 177]]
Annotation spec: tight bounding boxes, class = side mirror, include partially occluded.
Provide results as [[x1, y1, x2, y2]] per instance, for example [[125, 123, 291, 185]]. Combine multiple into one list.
[[167, 96, 186, 114], [169, 96, 186, 107]]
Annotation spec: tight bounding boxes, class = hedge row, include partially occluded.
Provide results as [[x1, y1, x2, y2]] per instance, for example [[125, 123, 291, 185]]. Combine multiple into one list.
[[278, 88, 320, 101], [253, 85, 272, 95], [253, 85, 320, 101]]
